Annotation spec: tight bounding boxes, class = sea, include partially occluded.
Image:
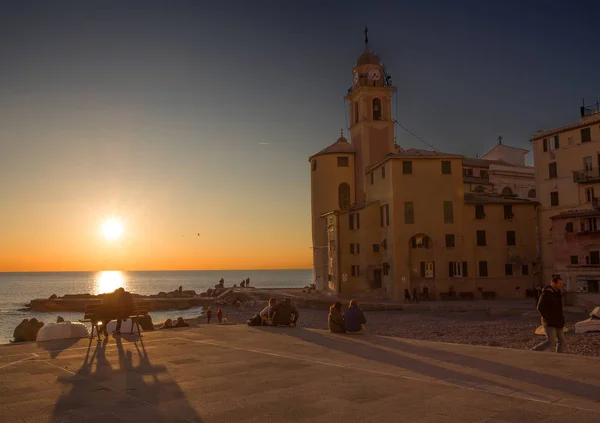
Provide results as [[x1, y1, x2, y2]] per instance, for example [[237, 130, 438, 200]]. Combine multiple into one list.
[[0, 269, 312, 344]]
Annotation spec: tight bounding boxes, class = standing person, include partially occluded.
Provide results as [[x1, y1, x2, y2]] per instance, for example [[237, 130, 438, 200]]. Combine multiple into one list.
[[217, 308, 223, 323], [533, 276, 566, 353], [206, 306, 212, 324], [412, 288, 419, 304], [423, 286, 429, 301], [404, 289, 411, 304], [344, 299, 367, 333], [328, 302, 346, 333]]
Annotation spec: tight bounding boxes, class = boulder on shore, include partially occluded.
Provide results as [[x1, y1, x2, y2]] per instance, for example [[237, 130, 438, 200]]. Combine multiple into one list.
[[13, 318, 44, 342]]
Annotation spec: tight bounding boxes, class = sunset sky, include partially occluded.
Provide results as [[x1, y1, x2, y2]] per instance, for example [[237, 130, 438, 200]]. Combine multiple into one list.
[[1, 1, 599, 272]]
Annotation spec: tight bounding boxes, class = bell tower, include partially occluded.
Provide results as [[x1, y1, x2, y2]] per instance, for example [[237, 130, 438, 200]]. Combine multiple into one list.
[[345, 27, 396, 203]]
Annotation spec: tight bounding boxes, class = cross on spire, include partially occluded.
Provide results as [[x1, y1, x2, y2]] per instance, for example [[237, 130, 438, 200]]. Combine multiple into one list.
[[340, 128, 344, 138], [364, 26, 369, 45], [498, 135, 503, 144]]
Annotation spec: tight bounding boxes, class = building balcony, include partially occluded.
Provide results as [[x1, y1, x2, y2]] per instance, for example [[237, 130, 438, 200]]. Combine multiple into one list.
[[581, 101, 600, 118], [573, 169, 600, 183]]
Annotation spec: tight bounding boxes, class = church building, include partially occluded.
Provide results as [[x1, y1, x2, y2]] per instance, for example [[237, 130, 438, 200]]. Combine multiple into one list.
[[309, 33, 540, 301]]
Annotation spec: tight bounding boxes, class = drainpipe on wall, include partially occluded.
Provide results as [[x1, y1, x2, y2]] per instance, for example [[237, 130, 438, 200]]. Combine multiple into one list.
[[336, 213, 342, 295]]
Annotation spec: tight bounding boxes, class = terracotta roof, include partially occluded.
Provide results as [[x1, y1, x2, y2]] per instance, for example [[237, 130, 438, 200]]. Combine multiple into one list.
[[530, 115, 600, 141], [356, 49, 380, 66], [462, 157, 513, 168], [463, 176, 492, 185], [391, 148, 462, 159], [464, 192, 537, 205], [550, 209, 600, 219], [309, 136, 354, 160]]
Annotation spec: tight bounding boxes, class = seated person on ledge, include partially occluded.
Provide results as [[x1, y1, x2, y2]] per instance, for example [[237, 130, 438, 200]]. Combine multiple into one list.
[[269, 298, 299, 327], [260, 297, 277, 325], [328, 302, 346, 333], [344, 299, 366, 333]]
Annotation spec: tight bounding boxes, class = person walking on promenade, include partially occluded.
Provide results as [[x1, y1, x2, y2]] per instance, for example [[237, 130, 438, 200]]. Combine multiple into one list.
[[206, 306, 212, 324], [533, 276, 566, 353], [216, 308, 223, 323], [412, 288, 419, 304], [404, 289, 411, 304]]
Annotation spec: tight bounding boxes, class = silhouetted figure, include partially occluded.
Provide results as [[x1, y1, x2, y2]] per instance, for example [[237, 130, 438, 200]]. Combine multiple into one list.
[[269, 298, 299, 327], [533, 276, 566, 353], [404, 289, 411, 304], [246, 277, 250, 286], [412, 288, 419, 304], [328, 302, 346, 333], [206, 306, 212, 324], [178, 286, 183, 295], [423, 286, 429, 301], [240, 280, 246, 288], [344, 299, 367, 333], [217, 308, 223, 323]]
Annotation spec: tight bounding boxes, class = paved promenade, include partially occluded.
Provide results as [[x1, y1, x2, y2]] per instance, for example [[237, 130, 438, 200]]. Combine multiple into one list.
[[1, 325, 600, 422]]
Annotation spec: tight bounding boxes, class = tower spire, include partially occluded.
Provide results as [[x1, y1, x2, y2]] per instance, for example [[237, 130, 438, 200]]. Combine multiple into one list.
[[364, 25, 369, 48]]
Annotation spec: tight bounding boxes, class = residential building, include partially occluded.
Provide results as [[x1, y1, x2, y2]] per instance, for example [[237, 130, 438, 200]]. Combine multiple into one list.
[[531, 100, 600, 308], [309, 35, 539, 300]]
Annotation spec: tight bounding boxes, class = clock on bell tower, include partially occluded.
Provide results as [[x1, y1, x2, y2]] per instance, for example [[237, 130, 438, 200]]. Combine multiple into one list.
[[345, 27, 397, 203]]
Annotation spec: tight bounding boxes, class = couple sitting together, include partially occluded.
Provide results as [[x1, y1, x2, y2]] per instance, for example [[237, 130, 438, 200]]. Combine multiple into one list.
[[259, 297, 299, 327], [328, 299, 367, 334]]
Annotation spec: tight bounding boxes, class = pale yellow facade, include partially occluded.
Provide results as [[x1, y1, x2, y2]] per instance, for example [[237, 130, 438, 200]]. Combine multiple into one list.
[[309, 39, 539, 300]]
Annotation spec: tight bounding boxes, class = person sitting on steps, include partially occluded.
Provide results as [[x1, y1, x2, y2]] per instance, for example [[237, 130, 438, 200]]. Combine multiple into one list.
[[269, 298, 299, 327], [260, 297, 276, 325], [344, 299, 367, 333], [328, 302, 346, 333]]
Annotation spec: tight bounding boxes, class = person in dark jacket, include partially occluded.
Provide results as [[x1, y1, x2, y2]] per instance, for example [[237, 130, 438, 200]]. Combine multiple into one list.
[[269, 298, 299, 327], [344, 299, 367, 333], [533, 276, 566, 353], [328, 302, 346, 333]]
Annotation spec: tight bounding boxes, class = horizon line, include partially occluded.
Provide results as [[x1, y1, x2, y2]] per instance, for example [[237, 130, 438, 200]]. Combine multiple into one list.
[[0, 268, 313, 274]]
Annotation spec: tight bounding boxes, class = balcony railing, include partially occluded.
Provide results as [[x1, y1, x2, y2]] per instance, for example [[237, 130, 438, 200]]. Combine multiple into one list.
[[573, 168, 600, 183], [581, 101, 600, 117]]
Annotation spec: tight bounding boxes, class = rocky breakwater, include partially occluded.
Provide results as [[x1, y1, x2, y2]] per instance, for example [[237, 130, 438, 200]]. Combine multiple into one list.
[[22, 286, 261, 312]]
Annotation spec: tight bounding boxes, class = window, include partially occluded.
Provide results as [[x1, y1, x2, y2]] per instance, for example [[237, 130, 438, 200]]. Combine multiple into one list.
[[338, 183, 351, 209], [402, 160, 412, 174], [590, 251, 600, 265], [581, 127, 591, 143], [420, 262, 434, 278], [382, 262, 389, 276], [550, 191, 559, 207], [354, 101, 359, 124], [312, 160, 317, 171], [478, 261, 488, 277], [356, 243, 360, 253], [581, 221, 586, 232], [504, 205, 514, 220], [565, 222, 573, 233], [506, 231, 516, 246], [588, 217, 598, 232], [380, 204, 389, 227], [349, 213, 360, 230], [337, 156, 349, 167], [502, 187, 513, 196], [441, 160, 452, 174], [549, 135, 559, 150], [584, 156, 593, 172], [445, 234, 455, 248], [381, 165, 386, 178], [475, 204, 485, 219], [350, 244, 355, 254], [586, 187, 595, 203], [476, 230, 487, 246], [588, 280, 600, 293], [372, 98, 382, 120], [522, 264, 529, 275], [528, 189, 536, 198], [570, 255, 578, 265], [404, 202, 414, 224], [474, 185, 485, 193], [411, 235, 430, 249], [382, 238, 388, 250], [543, 138, 548, 152], [328, 274, 333, 281], [370, 172, 374, 185], [505, 264, 513, 275], [372, 244, 380, 253], [480, 169, 489, 178], [443, 201, 454, 223], [548, 162, 557, 178], [463, 168, 473, 177], [568, 136, 574, 145], [449, 261, 468, 277], [351, 265, 360, 276]]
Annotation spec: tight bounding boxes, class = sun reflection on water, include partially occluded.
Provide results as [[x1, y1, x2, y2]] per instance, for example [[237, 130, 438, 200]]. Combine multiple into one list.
[[95, 271, 127, 294]]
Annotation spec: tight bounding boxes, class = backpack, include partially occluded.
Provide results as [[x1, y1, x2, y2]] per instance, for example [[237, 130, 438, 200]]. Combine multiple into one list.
[[247, 314, 262, 326]]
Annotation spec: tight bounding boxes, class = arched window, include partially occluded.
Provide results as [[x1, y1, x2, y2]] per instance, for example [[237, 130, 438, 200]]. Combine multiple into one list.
[[502, 187, 514, 196], [410, 234, 431, 249], [338, 183, 351, 209], [474, 185, 485, 193], [354, 102, 359, 124], [372, 98, 382, 120], [528, 188, 536, 198]]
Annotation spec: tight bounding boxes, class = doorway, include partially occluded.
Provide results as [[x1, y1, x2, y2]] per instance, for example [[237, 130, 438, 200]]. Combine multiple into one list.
[[373, 269, 382, 289]]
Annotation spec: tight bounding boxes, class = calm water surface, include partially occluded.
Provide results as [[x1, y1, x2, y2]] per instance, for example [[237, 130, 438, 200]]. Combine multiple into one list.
[[0, 269, 311, 344]]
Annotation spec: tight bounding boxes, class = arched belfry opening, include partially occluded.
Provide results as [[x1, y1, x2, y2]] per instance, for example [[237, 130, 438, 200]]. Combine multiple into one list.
[[372, 98, 382, 120]]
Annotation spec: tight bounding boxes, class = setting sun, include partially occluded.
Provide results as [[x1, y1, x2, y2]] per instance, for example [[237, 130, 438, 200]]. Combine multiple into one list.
[[102, 219, 124, 240]]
